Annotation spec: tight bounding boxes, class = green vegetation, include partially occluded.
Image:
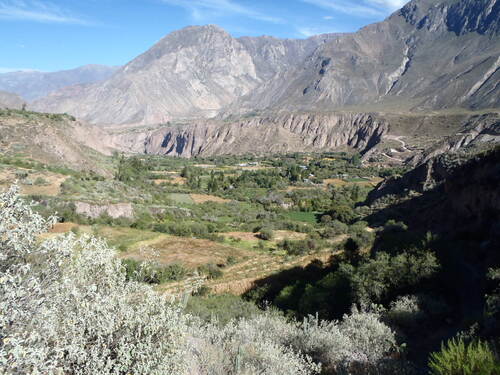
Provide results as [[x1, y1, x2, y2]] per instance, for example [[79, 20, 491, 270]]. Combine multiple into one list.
[[429, 338, 500, 375], [122, 258, 188, 284], [3, 146, 499, 375]]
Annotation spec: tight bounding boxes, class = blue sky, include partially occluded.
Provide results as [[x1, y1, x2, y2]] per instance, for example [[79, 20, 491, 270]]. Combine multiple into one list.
[[0, 0, 408, 72]]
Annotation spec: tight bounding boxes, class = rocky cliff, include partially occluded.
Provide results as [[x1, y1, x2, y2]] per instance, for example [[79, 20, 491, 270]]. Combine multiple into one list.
[[112, 112, 388, 157], [407, 113, 500, 165]]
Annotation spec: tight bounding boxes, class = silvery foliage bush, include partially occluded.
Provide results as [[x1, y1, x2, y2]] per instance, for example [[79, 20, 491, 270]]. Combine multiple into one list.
[[385, 295, 424, 328], [295, 308, 399, 374], [188, 308, 400, 375], [188, 312, 321, 375], [0, 186, 188, 375]]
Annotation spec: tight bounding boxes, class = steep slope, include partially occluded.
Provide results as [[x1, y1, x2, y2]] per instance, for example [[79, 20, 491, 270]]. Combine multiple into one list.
[[33, 0, 499, 126], [110, 112, 388, 157], [0, 65, 119, 101], [0, 91, 25, 109], [0, 109, 116, 173], [234, 0, 499, 113], [33, 26, 333, 126]]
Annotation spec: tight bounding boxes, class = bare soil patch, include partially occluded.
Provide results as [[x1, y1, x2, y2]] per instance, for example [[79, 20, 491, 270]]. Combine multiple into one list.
[[190, 194, 230, 204], [49, 222, 79, 233], [122, 235, 247, 268]]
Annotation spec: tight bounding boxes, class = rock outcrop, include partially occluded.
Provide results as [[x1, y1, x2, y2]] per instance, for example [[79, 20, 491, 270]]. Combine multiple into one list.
[[407, 113, 500, 165], [113, 112, 388, 157], [74, 202, 134, 219]]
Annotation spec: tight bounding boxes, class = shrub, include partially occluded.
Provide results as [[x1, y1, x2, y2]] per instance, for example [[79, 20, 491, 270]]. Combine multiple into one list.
[[327, 204, 356, 224], [198, 263, 223, 279], [123, 258, 187, 283], [429, 338, 500, 375], [186, 294, 262, 325], [259, 228, 274, 241], [33, 176, 48, 185], [385, 295, 424, 329], [0, 186, 188, 374]]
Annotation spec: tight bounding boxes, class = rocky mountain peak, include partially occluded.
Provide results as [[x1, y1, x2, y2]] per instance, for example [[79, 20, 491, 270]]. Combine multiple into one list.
[[123, 24, 235, 74], [399, 0, 499, 35]]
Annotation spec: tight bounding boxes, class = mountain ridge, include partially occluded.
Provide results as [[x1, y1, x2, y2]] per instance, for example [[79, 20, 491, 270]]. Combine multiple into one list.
[[32, 0, 499, 127], [0, 64, 119, 101]]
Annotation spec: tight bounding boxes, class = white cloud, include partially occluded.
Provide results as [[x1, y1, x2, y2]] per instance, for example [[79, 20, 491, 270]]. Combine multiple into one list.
[[297, 26, 338, 37], [0, 0, 92, 25], [365, 0, 407, 11], [301, 0, 408, 17], [302, 0, 383, 17], [323, 15, 334, 20], [162, 0, 284, 24]]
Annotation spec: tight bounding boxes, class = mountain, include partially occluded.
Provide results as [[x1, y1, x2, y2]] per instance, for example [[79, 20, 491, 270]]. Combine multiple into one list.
[[32, 26, 335, 125], [0, 65, 119, 101], [32, 0, 499, 127], [0, 91, 25, 109], [231, 0, 500, 114]]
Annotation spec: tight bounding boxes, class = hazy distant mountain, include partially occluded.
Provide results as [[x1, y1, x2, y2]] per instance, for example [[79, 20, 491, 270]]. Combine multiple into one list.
[[0, 90, 25, 109], [33, 0, 499, 126], [0, 65, 119, 101]]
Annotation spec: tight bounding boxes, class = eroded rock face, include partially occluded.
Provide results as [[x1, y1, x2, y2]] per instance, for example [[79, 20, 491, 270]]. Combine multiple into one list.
[[74, 202, 134, 219], [114, 112, 388, 157], [407, 113, 500, 165]]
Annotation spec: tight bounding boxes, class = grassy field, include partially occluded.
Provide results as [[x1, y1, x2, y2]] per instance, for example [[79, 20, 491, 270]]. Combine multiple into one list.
[[284, 211, 319, 224], [167, 193, 195, 204]]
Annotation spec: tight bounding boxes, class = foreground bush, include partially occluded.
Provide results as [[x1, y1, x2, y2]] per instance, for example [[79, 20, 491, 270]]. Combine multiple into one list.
[[428, 338, 500, 375], [0, 186, 188, 374]]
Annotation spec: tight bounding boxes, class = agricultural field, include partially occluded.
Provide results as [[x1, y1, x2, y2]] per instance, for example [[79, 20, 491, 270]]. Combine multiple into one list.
[[2, 150, 406, 297]]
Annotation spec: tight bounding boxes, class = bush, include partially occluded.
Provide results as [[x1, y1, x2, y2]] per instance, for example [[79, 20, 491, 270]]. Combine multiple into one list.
[[123, 258, 187, 283], [385, 295, 424, 329], [186, 294, 262, 325], [198, 263, 223, 279], [0, 186, 188, 374], [33, 176, 48, 185], [326, 204, 356, 224], [259, 228, 274, 241], [429, 338, 500, 375]]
